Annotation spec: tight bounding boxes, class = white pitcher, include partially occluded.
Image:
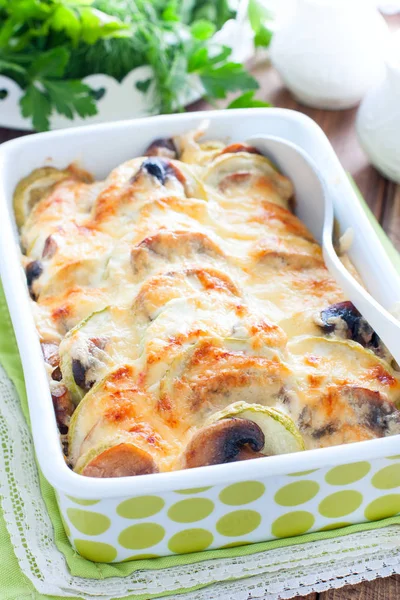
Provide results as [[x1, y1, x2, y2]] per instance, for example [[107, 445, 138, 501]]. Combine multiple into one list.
[[357, 33, 400, 183], [270, 0, 388, 110]]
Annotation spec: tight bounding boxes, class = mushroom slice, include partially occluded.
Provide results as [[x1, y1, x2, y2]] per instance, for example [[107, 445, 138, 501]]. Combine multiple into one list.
[[202, 153, 293, 208], [51, 384, 74, 433], [182, 418, 265, 468], [298, 385, 400, 448], [25, 260, 43, 300], [251, 235, 324, 272], [76, 442, 159, 478], [13, 167, 71, 229], [343, 386, 400, 438], [144, 137, 178, 159], [130, 230, 227, 281], [92, 158, 206, 230], [41, 342, 60, 368], [130, 158, 207, 200], [134, 157, 184, 186], [317, 301, 390, 360], [206, 402, 305, 456], [41, 341, 63, 381]]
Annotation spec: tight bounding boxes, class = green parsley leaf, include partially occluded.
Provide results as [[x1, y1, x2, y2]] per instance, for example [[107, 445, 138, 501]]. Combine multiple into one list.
[[29, 47, 69, 78], [187, 46, 208, 72], [206, 45, 231, 66], [190, 19, 216, 40], [2, 0, 259, 129], [179, 0, 196, 23], [20, 84, 51, 131], [80, 7, 130, 45], [44, 79, 97, 119], [248, 0, 274, 30], [162, 0, 180, 22], [167, 53, 188, 94], [254, 25, 273, 48], [188, 45, 231, 74], [193, 0, 234, 29], [9, 0, 50, 21], [0, 18, 18, 49], [248, 0, 274, 48], [200, 63, 258, 99], [50, 5, 81, 46], [19, 77, 97, 131], [227, 90, 271, 109], [0, 58, 26, 76]]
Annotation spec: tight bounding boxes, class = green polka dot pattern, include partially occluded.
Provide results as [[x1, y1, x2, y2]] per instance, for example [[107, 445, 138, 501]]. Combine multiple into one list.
[[67, 509, 110, 536], [272, 511, 315, 538], [364, 495, 400, 521], [67, 496, 100, 506], [168, 529, 213, 554], [325, 462, 371, 486], [57, 456, 400, 563], [216, 510, 261, 537], [60, 514, 71, 538], [168, 498, 214, 523], [118, 523, 166, 550], [117, 496, 165, 519], [74, 540, 117, 562], [371, 465, 400, 489], [219, 481, 265, 506], [274, 480, 319, 506], [318, 491, 363, 518]]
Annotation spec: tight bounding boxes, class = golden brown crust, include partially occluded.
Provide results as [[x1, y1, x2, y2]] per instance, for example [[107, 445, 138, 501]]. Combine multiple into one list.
[[15, 130, 400, 477]]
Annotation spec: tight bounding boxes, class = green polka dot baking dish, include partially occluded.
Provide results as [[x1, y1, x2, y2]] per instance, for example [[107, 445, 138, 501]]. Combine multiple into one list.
[[0, 109, 399, 563]]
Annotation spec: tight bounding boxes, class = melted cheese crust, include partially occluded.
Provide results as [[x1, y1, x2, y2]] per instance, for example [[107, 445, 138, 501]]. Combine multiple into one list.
[[16, 131, 400, 475]]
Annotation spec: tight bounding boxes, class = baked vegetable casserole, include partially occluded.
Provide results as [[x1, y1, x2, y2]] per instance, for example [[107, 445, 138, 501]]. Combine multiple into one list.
[[15, 126, 400, 478]]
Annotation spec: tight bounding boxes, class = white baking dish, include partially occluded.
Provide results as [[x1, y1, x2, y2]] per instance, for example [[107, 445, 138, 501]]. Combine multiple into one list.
[[1, 109, 400, 563]]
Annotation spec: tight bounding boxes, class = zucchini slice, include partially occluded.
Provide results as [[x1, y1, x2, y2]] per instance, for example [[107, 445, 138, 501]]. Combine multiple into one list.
[[13, 167, 71, 228], [206, 401, 305, 455]]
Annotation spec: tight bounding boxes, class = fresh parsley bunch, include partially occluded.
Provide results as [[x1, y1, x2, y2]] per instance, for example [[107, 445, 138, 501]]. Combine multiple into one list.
[[0, 0, 271, 131]]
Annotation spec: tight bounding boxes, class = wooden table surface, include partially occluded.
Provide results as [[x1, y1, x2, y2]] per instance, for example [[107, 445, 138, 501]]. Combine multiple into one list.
[[1, 14, 399, 600]]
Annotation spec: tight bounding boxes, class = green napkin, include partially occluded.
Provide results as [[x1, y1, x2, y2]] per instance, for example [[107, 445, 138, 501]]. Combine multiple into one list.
[[0, 183, 399, 599]]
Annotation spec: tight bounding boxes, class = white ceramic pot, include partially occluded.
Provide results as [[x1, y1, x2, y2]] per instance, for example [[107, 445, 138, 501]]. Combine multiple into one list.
[[270, 0, 388, 110], [357, 36, 400, 183]]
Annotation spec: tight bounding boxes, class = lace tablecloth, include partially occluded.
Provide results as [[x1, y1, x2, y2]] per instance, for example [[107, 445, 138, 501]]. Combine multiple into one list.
[[1, 363, 400, 600]]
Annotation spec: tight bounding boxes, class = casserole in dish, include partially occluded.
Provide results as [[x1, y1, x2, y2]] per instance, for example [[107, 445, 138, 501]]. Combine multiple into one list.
[[1, 109, 400, 562]]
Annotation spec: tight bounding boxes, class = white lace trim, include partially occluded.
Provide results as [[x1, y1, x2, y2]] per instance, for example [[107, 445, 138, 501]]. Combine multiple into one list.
[[1, 362, 400, 600]]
